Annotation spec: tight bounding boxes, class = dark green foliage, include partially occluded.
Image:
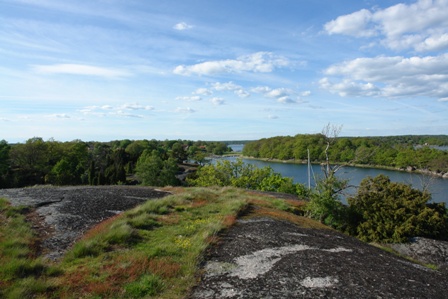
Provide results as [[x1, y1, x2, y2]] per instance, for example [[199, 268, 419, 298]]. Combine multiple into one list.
[[135, 150, 180, 187], [4, 137, 232, 188], [347, 174, 448, 243], [0, 140, 10, 188], [9, 137, 50, 185]]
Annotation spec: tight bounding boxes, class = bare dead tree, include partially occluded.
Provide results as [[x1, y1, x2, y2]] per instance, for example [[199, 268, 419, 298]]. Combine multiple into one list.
[[321, 123, 343, 178]]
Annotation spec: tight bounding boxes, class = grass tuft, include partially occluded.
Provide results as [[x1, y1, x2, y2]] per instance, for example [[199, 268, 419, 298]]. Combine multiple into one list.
[[124, 273, 165, 298]]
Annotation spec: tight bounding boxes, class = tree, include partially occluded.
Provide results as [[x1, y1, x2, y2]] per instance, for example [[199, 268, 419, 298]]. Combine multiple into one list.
[[88, 161, 96, 185], [170, 142, 188, 163], [135, 150, 180, 186], [347, 174, 448, 243], [46, 141, 89, 185], [49, 158, 76, 185], [0, 140, 10, 188], [9, 137, 50, 185]]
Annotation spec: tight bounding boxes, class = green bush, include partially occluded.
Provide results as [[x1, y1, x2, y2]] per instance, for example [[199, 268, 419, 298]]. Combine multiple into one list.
[[305, 174, 348, 229], [347, 174, 448, 243]]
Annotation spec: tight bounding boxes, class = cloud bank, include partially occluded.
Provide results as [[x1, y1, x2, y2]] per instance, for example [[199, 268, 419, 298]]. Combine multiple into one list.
[[324, 0, 448, 52], [173, 52, 290, 76], [320, 53, 448, 100]]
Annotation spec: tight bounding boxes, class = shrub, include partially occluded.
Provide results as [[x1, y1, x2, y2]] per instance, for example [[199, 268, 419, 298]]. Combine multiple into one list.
[[305, 174, 348, 229], [347, 174, 448, 243]]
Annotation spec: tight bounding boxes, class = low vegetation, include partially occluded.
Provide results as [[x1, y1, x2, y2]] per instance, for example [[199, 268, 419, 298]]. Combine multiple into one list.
[[187, 158, 309, 197], [0, 198, 61, 298], [0, 187, 309, 298]]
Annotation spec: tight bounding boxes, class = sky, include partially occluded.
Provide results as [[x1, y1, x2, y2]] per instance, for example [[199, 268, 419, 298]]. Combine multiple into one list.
[[1, 0, 448, 143]]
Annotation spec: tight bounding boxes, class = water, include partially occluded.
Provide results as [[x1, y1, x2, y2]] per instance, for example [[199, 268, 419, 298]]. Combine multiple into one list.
[[217, 152, 448, 204], [228, 144, 244, 152]]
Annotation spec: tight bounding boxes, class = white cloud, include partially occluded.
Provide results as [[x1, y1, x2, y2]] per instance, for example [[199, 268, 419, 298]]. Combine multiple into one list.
[[251, 86, 271, 93], [212, 82, 242, 91], [193, 88, 213, 96], [112, 111, 144, 118], [212, 82, 250, 98], [173, 22, 193, 31], [415, 33, 448, 52], [119, 103, 154, 110], [320, 53, 448, 99], [319, 78, 380, 97], [268, 115, 279, 119], [33, 64, 131, 78], [79, 102, 154, 117], [324, 0, 448, 52], [210, 97, 225, 105], [176, 96, 202, 101], [252, 86, 298, 104], [234, 89, 250, 98], [173, 52, 290, 76], [53, 113, 70, 119], [266, 88, 291, 98], [325, 9, 375, 37], [175, 107, 195, 113], [277, 96, 295, 104]]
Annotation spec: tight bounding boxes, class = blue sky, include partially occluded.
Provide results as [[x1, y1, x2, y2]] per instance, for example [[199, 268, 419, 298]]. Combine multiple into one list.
[[1, 0, 448, 142]]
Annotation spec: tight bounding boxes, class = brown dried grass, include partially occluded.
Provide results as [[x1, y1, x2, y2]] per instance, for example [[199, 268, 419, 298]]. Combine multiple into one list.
[[81, 213, 124, 240]]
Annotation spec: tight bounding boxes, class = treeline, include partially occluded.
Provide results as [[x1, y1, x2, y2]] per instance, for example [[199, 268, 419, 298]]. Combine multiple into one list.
[[0, 137, 231, 188], [242, 134, 448, 173]]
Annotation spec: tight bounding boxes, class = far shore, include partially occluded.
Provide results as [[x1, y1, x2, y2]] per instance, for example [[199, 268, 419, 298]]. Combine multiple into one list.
[[217, 153, 448, 179]]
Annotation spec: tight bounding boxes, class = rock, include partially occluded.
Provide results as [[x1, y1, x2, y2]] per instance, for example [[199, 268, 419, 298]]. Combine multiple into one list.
[[388, 237, 448, 268], [0, 186, 170, 260], [406, 166, 416, 172], [189, 217, 448, 299]]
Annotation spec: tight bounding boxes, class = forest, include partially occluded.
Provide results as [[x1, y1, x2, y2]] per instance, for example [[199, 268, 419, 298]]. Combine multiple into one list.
[[242, 134, 448, 173], [0, 137, 231, 189]]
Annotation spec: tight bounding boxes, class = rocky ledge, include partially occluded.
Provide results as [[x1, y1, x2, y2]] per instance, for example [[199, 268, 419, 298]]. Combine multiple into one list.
[[0, 186, 169, 260], [189, 217, 448, 299]]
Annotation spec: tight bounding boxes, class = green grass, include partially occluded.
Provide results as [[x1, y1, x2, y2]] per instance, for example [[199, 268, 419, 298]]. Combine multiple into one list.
[[0, 198, 60, 299], [0, 187, 310, 298], [58, 187, 250, 298]]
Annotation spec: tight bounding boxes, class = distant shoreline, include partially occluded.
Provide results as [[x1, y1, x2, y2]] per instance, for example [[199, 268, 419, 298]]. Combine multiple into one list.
[[221, 154, 448, 179]]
